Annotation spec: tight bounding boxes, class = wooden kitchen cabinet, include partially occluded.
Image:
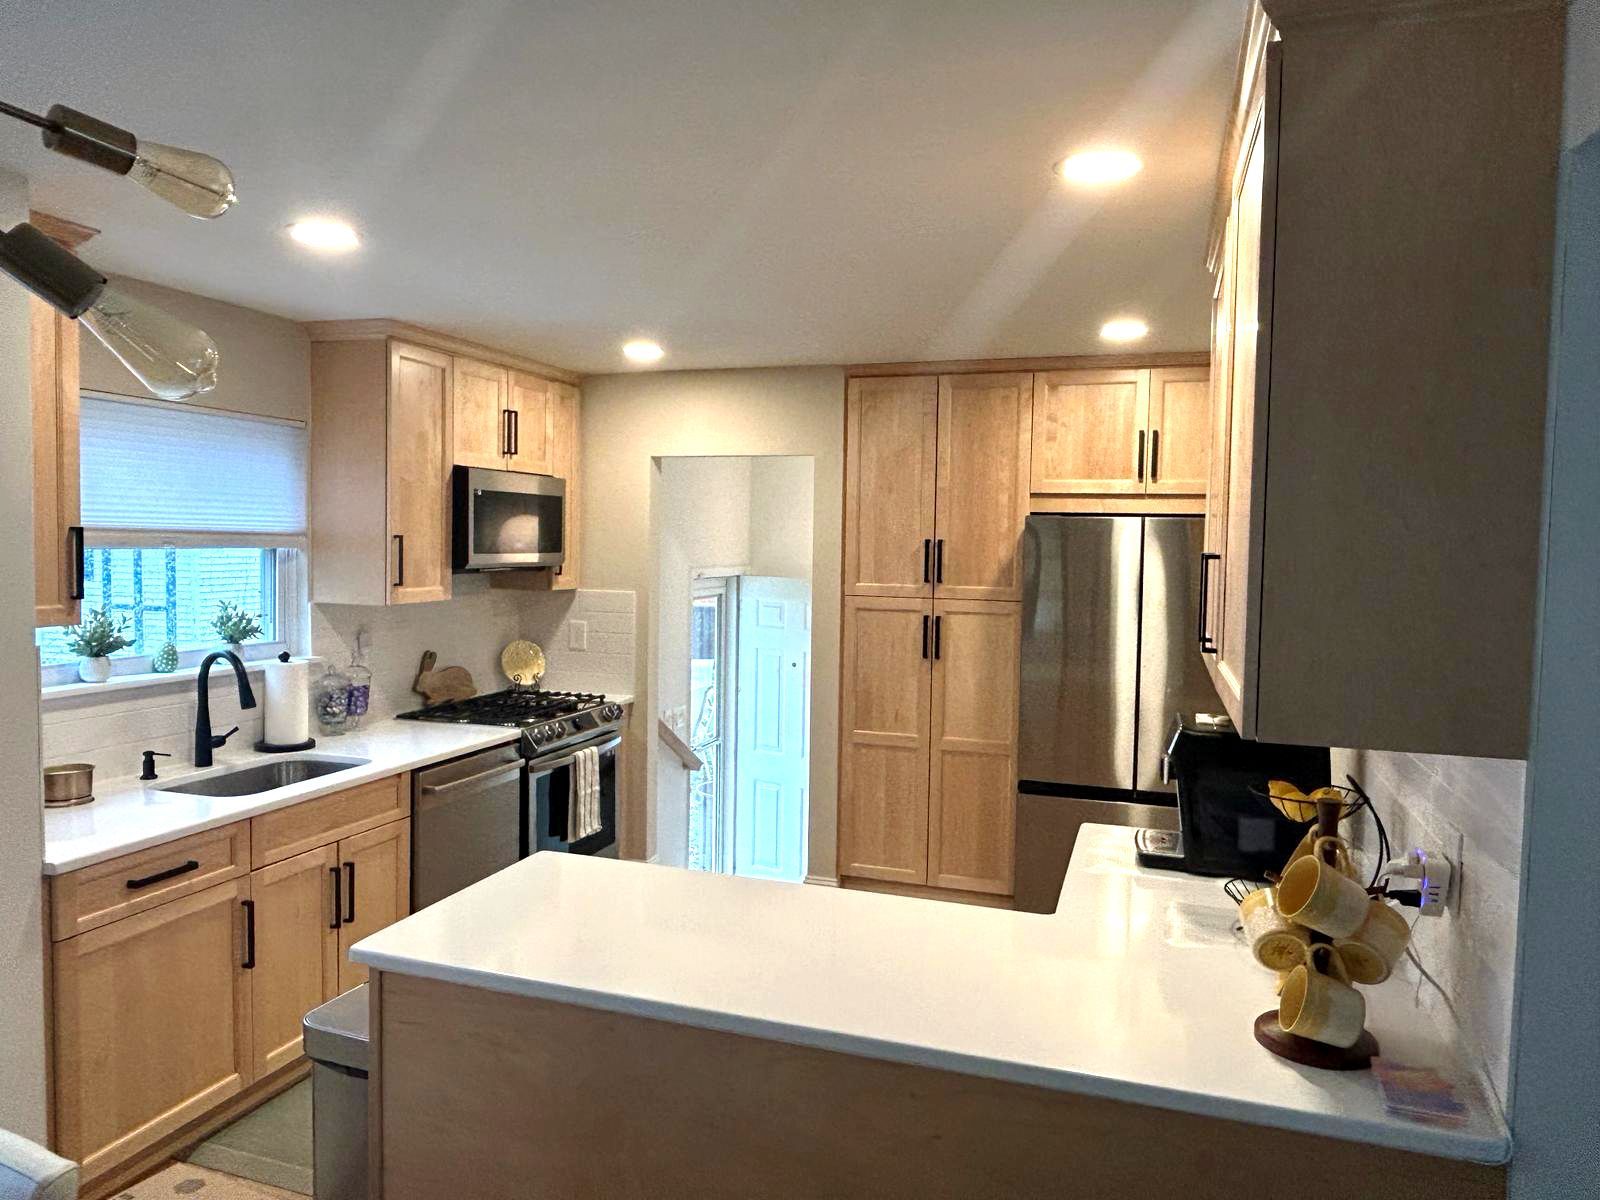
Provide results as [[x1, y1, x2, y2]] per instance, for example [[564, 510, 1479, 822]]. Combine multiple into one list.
[[309, 338, 453, 606], [838, 595, 932, 884], [52, 877, 253, 1180], [31, 301, 82, 629], [452, 356, 511, 470], [248, 845, 340, 1079], [1199, 2, 1560, 759], [934, 374, 1032, 602], [548, 381, 581, 590], [844, 376, 938, 598], [928, 600, 1020, 895], [1030, 366, 1208, 501], [508, 370, 555, 475], [336, 818, 412, 991]]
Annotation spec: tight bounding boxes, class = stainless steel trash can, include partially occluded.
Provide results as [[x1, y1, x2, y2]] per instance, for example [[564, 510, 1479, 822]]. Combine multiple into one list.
[[303, 984, 369, 1200]]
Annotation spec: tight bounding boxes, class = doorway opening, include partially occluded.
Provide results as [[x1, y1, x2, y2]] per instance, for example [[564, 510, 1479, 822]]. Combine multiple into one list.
[[653, 456, 813, 881]]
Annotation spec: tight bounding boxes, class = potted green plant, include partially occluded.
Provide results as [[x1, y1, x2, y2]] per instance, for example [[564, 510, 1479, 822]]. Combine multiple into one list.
[[211, 600, 264, 656], [63, 609, 133, 683]]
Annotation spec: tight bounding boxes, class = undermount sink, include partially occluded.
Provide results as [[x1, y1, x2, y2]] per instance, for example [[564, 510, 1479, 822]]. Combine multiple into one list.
[[156, 757, 371, 799]]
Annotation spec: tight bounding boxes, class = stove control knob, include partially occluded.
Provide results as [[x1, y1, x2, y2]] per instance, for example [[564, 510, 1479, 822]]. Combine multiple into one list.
[[602, 704, 624, 722]]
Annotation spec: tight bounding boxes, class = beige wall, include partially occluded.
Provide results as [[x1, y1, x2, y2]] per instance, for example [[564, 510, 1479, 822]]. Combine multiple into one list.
[[580, 368, 844, 880], [749, 455, 816, 580], [80, 275, 310, 422], [0, 167, 47, 1141]]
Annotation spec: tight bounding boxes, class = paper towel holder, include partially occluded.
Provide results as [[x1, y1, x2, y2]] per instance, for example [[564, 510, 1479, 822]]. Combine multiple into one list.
[[255, 651, 318, 754]]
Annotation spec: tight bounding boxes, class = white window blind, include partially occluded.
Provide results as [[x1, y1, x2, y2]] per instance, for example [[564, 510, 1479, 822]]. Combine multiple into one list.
[[80, 395, 307, 535]]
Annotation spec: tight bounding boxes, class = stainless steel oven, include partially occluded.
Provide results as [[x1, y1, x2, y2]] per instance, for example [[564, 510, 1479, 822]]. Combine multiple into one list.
[[452, 465, 565, 573], [529, 731, 621, 857]]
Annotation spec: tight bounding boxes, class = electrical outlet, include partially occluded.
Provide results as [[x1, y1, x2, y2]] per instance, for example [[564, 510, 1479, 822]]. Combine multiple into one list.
[[1385, 846, 1456, 917], [568, 619, 588, 651]]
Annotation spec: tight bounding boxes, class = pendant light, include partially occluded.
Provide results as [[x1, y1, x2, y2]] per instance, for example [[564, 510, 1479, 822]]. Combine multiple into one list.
[[0, 223, 218, 399], [0, 100, 237, 219]]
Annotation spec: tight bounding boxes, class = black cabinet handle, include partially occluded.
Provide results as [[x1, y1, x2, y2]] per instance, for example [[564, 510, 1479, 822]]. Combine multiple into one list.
[[1137, 431, 1146, 482], [502, 409, 513, 456], [68, 526, 85, 600], [934, 539, 944, 584], [241, 899, 256, 969], [343, 861, 356, 924], [329, 866, 343, 930], [126, 859, 199, 890], [921, 614, 930, 660], [392, 534, 405, 588], [1150, 430, 1160, 482], [1199, 552, 1221, 654], [933, 614, 942, 661], [922, 538, 931, 584], [510, 408, 520, 457]]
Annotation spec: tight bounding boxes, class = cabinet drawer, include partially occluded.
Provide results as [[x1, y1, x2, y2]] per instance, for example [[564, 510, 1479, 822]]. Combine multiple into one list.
[[251, 775, 407, 868], [49, 822, 249, 941]]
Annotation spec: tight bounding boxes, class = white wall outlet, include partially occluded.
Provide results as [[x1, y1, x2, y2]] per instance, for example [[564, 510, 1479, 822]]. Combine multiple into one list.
[[568, 619, 588, 651]]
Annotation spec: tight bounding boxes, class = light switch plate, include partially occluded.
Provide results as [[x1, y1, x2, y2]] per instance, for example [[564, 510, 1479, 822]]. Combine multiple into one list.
[[568, 619, 588, 650]]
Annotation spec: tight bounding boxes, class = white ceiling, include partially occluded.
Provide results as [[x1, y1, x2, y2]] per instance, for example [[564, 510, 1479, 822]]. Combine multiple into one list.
[[0, 0, 1243, 374]]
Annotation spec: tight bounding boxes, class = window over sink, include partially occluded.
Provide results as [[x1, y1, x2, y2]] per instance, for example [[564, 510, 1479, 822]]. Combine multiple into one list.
[[37, 393, 309, 686]]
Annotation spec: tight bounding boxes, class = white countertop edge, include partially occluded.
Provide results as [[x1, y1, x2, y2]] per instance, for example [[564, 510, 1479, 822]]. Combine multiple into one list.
[[350, 948, 1510, 1165], [42, 724, 520, 874]]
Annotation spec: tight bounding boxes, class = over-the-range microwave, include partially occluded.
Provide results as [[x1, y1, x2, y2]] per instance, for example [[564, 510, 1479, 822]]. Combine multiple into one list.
[[452, 465, 566, 573]]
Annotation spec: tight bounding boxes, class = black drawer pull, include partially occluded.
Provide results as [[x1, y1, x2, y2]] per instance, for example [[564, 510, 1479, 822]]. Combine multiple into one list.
[[241, 899, 256, 969], [329, 866, 343, 930], [343, 861, 356, 924], [68, 526, 85, 600], [126, 859, 199, 890]]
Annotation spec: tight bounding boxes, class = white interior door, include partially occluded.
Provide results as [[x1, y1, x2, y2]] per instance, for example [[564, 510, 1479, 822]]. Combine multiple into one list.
[[733, 577, 811, 881]]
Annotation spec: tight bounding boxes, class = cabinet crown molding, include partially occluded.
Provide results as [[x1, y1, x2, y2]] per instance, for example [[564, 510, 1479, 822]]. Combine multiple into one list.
[[303, 318, 581, 385]]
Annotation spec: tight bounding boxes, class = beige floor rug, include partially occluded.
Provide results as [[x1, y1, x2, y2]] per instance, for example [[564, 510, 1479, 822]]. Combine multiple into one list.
[[112, 1162, 303, 1199], [184, 1079, 313, 1195]]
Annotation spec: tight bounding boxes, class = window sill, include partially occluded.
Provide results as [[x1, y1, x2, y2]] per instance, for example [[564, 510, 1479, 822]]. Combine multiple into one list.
[[41, 658, 321, 707]]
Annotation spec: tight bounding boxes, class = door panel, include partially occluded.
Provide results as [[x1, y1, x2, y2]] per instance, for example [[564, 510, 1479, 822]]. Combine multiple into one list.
[[1030, 369, 1147, 496], [452, 356, 510, 470], [388, 342, 453, 604], [1146, 367, 1211, 496], [838, 596, 931, 884], [929, 599, 1019, 895], [508, 370, 555, 474], [844, 376, 937, 597], [1204, 210, 1239, 659], [249, 845, 339, 1078], [935, 373, 1031, 601], [53, 879, 252, 1181], [337, 818, 411, 992], [33, 299, 81, 628], [734, 578, 811, 882]]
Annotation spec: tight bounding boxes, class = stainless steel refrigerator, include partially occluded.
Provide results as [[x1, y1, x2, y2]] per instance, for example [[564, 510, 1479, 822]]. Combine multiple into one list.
[[1013, 514, 1223, 912]]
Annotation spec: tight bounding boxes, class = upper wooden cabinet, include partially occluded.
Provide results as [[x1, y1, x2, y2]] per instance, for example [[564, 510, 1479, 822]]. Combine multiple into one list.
[[548, 381, 581, 590], [452, 356, 511, 470], [508, 370, 555, 475], [1031, 366, 1208, 499], [1200, 2, 1561, 759], [310, 338, 453, 606], [844, 376, 938, 598], [844, 372, 1028, 603]]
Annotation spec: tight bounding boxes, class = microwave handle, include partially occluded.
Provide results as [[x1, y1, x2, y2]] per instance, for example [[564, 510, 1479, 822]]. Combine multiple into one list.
[[526, 734, 622, 777]]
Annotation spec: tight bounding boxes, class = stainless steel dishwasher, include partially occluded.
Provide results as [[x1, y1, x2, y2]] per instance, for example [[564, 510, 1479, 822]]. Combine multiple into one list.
[[411, 742, 524, 909]]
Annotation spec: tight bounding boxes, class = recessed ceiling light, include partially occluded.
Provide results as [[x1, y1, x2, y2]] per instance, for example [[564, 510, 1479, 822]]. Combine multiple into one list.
[[622, 339, 664, 364], [287, 217, 360, 253], [1056, 149, 1143, 186], [1100, 317, 1149, 343]]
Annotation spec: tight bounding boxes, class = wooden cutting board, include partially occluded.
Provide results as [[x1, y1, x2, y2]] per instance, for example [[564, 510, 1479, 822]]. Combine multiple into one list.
[[413, 650, 477, 706]]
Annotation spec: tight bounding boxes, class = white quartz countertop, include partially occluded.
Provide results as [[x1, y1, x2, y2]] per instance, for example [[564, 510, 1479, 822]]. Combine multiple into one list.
[[351, 824, 1509, 1164], [43, 720, 519, 874]]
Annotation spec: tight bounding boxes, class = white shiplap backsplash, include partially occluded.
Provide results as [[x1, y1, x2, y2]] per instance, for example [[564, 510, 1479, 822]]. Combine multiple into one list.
[[40, 586, 636, 785]]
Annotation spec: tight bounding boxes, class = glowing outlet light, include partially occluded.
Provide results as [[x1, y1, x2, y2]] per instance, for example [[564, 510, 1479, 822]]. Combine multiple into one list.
[[1100, 317, 1150, 343], [1056, 149, 1143, 186], [287, 218, 360, 253], [622, 339, 664, 364]]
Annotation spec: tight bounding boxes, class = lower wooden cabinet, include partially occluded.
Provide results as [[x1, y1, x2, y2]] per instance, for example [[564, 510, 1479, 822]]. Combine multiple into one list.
[[49, 789, 413, 1185], [839, 595, 1019, 897], [52, 877, 253, 1180]]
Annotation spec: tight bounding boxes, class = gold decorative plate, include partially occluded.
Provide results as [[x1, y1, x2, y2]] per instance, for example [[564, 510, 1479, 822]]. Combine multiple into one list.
[[501, 640, 546, 687]]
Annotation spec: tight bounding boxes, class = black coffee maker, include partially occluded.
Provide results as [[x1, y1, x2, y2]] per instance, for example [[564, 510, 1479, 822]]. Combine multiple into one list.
[[1135, 713, 1331, 879]]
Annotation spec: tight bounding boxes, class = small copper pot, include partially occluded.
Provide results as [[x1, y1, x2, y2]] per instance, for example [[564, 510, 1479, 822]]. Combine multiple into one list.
[[43, 763, 95, 807]]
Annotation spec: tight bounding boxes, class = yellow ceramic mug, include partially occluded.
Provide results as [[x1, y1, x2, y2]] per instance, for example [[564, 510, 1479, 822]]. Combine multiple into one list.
[[1279, 946, 1367, 1048], [1277, 837, 1370, 938], [1240, 887, 1311, 971], [1334, 899, 1411, 984]]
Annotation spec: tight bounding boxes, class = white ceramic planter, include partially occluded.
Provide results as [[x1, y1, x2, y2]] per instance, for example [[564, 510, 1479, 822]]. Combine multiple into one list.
[[77, 656, 112, 684]]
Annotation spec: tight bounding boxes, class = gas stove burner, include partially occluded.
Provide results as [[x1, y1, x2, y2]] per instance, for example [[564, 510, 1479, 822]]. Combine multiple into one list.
[[396, 688, 624, 759]]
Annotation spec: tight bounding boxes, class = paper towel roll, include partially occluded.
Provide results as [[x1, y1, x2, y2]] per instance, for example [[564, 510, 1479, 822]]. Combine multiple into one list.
[[262, 655, 312, 747]]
